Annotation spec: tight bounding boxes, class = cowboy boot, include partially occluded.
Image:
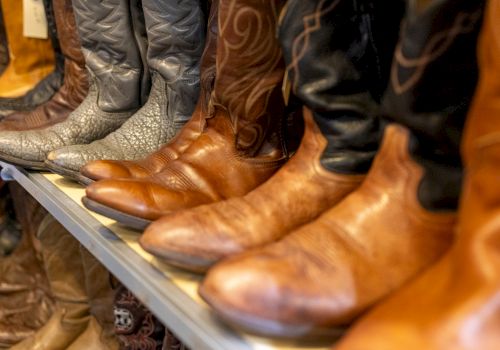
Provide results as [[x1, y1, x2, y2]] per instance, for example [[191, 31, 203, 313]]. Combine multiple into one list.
[[0, 0, 65, 117], [66, 246, 119, 350], [45, 0, 205, 182], [80, 0, 219, 183], [334, 1, 499, 349], [138, 0, 405, 272], [83, 0, 289, 230], [199, 0, 483, 339], [0, 5, 8, 74], [8, 215, 89, 350], [0, 0, 55, 98], [0, 184, 54, 348], [0, 0, 149, 170], [0, 0, 88, 132], [114, 285, 166, 350]]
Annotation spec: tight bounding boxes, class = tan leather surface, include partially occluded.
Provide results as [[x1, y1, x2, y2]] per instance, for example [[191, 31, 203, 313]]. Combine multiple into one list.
[[0, 0, 88, 131], [0, 0, 55, 97], [85, 0, 287, 221], [11, 216, 90, 350], [200, 125, 456, 336], [80, 0, 219, 181], [333, 2, 500, 349], [0, 184, 54, 347], [140, 108, 363, 270], [67, 317, 119, 350]]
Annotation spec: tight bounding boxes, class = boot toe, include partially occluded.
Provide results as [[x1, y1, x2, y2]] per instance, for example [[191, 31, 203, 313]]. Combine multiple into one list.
[[81, 160, 135, 181], [47, 146, 89, 172], [140, 208, 244, 271]]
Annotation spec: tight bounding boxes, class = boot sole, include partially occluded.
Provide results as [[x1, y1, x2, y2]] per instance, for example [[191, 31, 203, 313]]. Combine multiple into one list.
[[0, 151, 46, 170], [44, 160, 94, 186], [82, 196, 151, 231], [141, 243, 214, 274], [199, 284, 346, 341]]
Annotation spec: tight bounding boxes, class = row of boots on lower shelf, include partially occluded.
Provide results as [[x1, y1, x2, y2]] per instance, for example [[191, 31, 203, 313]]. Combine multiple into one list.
[[0, 0, 499, 348], [0, 184, 188, 349]]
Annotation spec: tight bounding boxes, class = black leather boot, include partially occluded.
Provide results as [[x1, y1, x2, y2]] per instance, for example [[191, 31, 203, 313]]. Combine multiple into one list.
[[0, 0, 150, 170], [0, 0, 64, 117], [383, 0, 484, 211], [45, 0, 205, 180]]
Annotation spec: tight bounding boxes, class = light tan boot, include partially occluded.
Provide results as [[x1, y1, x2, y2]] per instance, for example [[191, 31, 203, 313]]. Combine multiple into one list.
[[0, 0, 55, 97], [11, 215, 90, 350], [67, 246, 119, 350]]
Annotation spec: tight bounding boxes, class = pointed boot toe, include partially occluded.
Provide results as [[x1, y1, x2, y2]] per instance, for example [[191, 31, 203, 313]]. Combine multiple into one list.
[[80, 160, 140, 181], [46, 146, 90, 180], [140, 208, 245, 272]]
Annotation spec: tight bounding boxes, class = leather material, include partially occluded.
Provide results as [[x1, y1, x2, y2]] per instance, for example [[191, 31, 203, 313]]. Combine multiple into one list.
[[383, 0, 483, 210], [334, 2, 500, 348], [0, 184, 54, 348], [0, 80, 133, 165], [85, 0, 288, 223], [10, 215, 89, 350], [72, 0, 146, 112], [67, 247, 119, 350], [0, 0, 55, 98], [47, 0, 205, 173], [0, 0, 89, 132], [0, 5, 7, 74], [199, 125, 456, 338], [114, 285, 166, 350], [140, 109, 364, 272], [279, 0, 404, 174], [81, 0, 219, 182]]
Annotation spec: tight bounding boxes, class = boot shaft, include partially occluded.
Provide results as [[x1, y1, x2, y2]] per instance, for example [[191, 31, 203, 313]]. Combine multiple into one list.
[[279, 0, 405, 174], [43, 0, 64, 73], [71, 0, 147, 111], [0, 3, 8, 71], [382, 0, 485, 211], [0, 0, 55, 74], [141, 0, 205, 129], [212, 0, 287, 157]]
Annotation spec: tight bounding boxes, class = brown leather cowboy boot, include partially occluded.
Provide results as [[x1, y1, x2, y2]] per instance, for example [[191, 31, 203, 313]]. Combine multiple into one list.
[[83, 0, 289, 230], [199, 0, 483, 339], [0, 0, 55, 97], [334, 1, 500, 349], [67, 246, 119, 350], [11, 216, 90, 350], [0, 184, 54, 348], [80, 0, 219, 183], [138, 0, 404, 272], [0, 0, 88, 132]]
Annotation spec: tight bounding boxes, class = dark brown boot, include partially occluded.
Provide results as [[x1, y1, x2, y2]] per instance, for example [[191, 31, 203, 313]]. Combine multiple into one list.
[[0, 0, 88, 132], [83, 0, 288, 230]]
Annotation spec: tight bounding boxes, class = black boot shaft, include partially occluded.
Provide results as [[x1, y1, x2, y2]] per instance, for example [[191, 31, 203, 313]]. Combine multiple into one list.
[[383, 0, 485, 210], [279, 0, 405, 174]]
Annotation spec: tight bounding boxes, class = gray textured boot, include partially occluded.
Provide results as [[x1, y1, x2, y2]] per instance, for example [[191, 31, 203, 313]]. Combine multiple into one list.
[[0, 0, 149, 170], [45, 0, 205, 182]]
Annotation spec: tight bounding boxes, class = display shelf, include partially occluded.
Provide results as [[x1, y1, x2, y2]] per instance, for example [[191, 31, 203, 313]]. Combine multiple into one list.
[[0, 161, 333, 350]]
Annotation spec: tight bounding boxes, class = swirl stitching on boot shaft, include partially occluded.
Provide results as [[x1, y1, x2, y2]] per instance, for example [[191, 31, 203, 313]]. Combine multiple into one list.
[[391, 9, 482, 94]]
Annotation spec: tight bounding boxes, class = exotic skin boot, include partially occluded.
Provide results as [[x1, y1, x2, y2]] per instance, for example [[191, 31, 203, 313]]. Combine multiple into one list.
[[66, 246, 119, 350], [0, 184, 54, 348], [11, 215, 90, 350], [0, 5, 8, 74], [199, 0, 483, 339], [0, 0, 55, 98], [0, 0, 64, 117], [139, 0, 404, 272], [83, 0, 289, 230], [45, 0, 205, 182], [0, 0, 88, 132], [0, 0, 148, 170], [80, 0, 219, 183], [334, 1, 500, 349]]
